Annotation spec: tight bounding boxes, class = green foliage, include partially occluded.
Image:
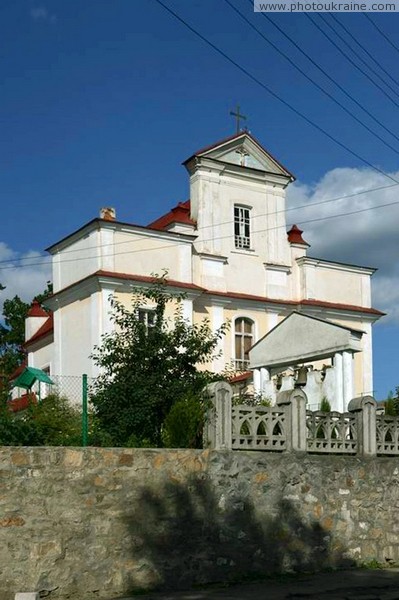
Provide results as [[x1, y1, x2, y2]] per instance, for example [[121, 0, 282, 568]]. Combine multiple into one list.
[[162, 394, 205, 448], [385, 390, 399, 416], [0, 394, 82, 446], [233, 391, 272, 407], [0, 295, 30, 378], [0, 281, 53, 379], [90, 275, 228, 447], [320, 396, 331, 413]]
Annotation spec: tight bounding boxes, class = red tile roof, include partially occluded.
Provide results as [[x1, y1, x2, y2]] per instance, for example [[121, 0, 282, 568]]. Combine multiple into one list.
[[230, 371, 252, 383], [27, 300, 48, 317], [148, 200, 196, 231], [49, 271, 384, 319], [9, 360, 27, 381], [207, 289, 384, 316], [96, 270, 205, 291], [287, 224, 309, 247], [8, 392, 37, 413], [24, 314, 54, 348]]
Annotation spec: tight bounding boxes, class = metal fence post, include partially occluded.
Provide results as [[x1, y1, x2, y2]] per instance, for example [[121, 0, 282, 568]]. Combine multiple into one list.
[[82, 374, 88, 447]]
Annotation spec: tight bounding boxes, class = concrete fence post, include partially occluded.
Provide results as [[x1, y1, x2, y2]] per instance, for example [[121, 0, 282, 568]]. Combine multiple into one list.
[[348, 395, 377, 456], [277, 388, 308, 452], [204, 381, 232, 450]]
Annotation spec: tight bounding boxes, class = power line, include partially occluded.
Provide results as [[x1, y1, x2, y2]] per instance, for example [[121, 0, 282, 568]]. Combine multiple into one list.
[[1, 197, 399, 272], [0, 175, 398, 268], [305, 13, 399, 108], [254, 8, 399, 146], [224, 0, 399, 155], [330, 14, 399, 91], [364, 14, 399, 56], [153, 0, 399, 186], [320, 13, 399, 100]]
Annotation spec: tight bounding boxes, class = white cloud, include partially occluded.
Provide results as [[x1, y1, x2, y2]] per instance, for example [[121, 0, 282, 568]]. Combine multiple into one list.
[[30, 6, 57, 23], [0, 243, 51, 315], [286, 167, 399, 323]]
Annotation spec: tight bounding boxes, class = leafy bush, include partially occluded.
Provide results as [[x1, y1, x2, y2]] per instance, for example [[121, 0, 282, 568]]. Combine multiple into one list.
[[162, 395, 205, 448], [0, 393, 82, 446], [320, 396, 331, 413]]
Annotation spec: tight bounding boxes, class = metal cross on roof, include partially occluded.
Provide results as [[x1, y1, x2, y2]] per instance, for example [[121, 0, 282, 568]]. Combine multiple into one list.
[[230, 105, 247, 134]]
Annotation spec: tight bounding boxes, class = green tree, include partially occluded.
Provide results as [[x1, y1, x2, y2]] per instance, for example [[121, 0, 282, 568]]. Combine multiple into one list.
[[385, 389, 399, 417], [0, 282, 53, 379], [90, 277, 228, 447]]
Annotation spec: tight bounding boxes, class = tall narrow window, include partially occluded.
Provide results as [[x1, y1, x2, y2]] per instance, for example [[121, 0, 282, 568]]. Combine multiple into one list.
[[138, 308, 156, 332], [235, 317, 254, 370], [234, 205, 251, 249]]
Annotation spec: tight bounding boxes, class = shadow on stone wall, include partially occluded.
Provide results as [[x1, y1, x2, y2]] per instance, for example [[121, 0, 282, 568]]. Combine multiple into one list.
[[125, 474, 354, 592]]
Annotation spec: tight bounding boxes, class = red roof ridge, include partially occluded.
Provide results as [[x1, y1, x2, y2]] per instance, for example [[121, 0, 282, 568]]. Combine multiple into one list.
[[49, 271, 384, 319], [28, 300, 49, 317], [24, 314, 54, 347], [148, 200, 196, 231], [96, 270, 205, 292], [287, 224, 310, 246]]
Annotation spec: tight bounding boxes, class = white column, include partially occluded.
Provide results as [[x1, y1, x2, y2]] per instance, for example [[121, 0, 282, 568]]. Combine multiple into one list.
[[253, 368, 261, 393], [211, 304, 225, 373], [260, 367, 270, 389], [342, 351, 354, 411], [181, 298, 193, 325], [333, 352, 344, 413], [362, 322, 373, 395]]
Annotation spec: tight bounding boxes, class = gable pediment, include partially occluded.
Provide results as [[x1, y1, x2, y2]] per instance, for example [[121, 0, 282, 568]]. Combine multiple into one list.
[[190, 132, 294, 180], [249, 311, 363, 370]]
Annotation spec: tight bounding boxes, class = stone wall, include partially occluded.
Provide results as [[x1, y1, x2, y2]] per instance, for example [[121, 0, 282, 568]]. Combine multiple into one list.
[[1, 447, 399, 599]]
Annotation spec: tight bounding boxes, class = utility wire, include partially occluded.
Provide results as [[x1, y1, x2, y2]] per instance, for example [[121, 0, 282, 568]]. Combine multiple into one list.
[[153, 0, 399, 185], [2, 198, 399, 271], [254, 7, 399, 145], [319, 13, 399, 100], [0, 178, 398, 268], [224, 0, 399, 155], [330, 14, 399, 91], [364, 14, 399, 56], [305, 13, 399, 108]]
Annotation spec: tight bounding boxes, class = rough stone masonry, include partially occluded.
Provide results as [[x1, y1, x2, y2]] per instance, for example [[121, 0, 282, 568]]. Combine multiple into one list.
[[1, 446, 399, 599]]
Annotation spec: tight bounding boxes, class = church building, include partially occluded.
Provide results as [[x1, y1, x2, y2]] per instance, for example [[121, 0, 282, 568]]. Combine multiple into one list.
[[24, 131, 383, 409]]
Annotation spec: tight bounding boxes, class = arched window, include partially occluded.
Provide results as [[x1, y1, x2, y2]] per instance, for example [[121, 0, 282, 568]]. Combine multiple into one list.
[[235, 317, 254, 370]]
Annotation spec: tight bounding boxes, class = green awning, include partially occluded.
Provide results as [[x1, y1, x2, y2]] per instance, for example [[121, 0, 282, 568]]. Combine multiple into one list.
[[12, 367, 53, 390]]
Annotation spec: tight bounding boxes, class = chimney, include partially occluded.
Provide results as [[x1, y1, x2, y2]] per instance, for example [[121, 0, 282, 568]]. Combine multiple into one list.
[[100, 207, 116, 221]]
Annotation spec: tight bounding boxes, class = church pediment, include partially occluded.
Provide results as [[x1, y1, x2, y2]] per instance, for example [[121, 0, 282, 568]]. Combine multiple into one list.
[[249, 311, 363, 370], [184, 132, 295, 180]]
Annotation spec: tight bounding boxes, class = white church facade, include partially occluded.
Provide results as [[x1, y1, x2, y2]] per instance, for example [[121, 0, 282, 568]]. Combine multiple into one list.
[[24, 132, 383, 409]]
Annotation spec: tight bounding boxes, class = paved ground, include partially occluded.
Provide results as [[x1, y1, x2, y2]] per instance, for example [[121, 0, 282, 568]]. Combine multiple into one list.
[[112, 569, 399, 600]]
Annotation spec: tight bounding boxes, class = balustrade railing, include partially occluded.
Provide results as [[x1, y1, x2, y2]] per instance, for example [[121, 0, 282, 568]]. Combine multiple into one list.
[[376, 414, 399, 455], [205, 383, 399, 458], [231, 405, 287, 451], [306, 411, 357, 454]]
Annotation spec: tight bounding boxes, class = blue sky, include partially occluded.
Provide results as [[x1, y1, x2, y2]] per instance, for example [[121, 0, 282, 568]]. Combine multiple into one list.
[[1, 1, 399, 398]]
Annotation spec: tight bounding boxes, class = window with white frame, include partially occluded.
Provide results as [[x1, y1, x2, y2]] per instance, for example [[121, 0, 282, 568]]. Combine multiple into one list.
[[234, 317, 254, 370], [234, 205, 251, 249], [138, 308, 156, 331]]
